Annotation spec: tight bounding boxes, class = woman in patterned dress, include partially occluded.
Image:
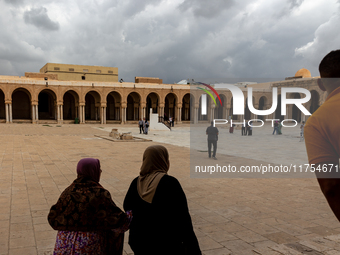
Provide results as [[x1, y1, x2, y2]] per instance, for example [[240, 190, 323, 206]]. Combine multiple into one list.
[[48, 158, 132, 255]]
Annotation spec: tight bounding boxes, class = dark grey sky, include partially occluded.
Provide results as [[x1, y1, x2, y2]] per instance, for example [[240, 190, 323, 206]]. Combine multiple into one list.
[[0, 0, 339, 83]]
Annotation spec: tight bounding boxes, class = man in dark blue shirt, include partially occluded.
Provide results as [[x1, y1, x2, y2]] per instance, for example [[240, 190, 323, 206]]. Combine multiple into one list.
[[206, 121, 219, 160]]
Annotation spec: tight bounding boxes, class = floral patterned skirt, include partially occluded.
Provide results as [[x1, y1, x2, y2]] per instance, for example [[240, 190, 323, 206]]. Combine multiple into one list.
[[53, 230, 124, 255]]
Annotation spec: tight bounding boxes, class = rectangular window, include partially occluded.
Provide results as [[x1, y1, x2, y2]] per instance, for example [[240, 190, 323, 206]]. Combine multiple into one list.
[[96, 70, 101, 73], [82, 76, 85, 80], [108, 70, 113, 74], [69, 68, 74, 71], [83, 69, 89, 72], [54, 67, 60, 71]]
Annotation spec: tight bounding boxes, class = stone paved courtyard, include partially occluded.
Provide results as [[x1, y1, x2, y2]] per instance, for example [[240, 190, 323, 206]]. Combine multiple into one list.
[[1, 123, 340, 254]]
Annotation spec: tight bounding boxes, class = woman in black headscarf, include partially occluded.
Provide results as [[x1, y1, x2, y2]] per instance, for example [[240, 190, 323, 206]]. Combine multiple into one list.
[[123, 145, 201, 255]]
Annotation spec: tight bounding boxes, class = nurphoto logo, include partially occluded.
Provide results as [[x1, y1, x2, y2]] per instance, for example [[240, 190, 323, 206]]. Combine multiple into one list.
[[197, 83, 311, 127]]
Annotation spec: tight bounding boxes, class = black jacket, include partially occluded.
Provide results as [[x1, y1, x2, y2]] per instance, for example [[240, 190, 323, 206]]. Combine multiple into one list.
[[123, 175, 201, 255]]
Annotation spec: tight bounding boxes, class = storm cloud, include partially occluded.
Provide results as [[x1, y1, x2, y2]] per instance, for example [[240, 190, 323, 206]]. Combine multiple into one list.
[[0, 0, 339, 83], [24, 7, 60, 31]]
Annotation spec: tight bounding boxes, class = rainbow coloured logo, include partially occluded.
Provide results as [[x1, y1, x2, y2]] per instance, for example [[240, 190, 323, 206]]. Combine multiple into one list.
[[196, 82, 222, 106], [196, 82, 222, 116], [196, 82, 222, 114]]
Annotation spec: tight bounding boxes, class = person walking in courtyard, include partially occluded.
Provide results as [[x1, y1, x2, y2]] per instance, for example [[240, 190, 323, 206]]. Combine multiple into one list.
[[241, 121, 246, 136], [305, 49, 340, 221], [169, 116, 173, 127], [206, 121, 219, 159], [300, 121, 305, 141], [272, 121, 279, 135], [138, 118, 144, 134], [278, 121, 283, 135], [248, 120, 253, 136], [229, 116, 233, 133], [48, 158, 132, 254], [144, 119, 149, 134], [229, 124, 234, 133], [123, 145, 201, 255]]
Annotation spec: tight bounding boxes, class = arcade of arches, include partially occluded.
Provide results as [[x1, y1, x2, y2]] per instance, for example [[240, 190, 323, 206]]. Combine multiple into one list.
[[0, 75, 325, 124]]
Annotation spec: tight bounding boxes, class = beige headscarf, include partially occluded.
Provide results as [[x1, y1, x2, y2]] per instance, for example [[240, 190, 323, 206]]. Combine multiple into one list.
[[137, 145, 170, 203]]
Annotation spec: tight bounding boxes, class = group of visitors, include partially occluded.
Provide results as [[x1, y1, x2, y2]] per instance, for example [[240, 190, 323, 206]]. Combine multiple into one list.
[[48, 146, 201, 255], [272, 121, 282, 135], [241, 121, 253, 136], [138, 118, 149, 135]]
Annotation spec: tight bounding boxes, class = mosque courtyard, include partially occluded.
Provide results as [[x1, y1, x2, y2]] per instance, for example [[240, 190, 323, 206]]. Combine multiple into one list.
[[0, 123, 340, 254]]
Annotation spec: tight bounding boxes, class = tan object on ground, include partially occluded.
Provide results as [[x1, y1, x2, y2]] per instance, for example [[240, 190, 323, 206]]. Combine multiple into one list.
[[109, 129, 120, 139]]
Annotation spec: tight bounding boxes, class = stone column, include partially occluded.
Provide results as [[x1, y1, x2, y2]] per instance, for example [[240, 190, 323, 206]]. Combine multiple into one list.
[[101, 107, 104, 124], [121, 103, 126, 124], [103, 106, 107, 124], [177, 107, 182, 124], [79, 103, 85, 124], [140, 103, 146, 120], [35, 105, 38, 123], [100, 105, 106, 124], [82, 105, 85, 124], [61, 105, 63, 124], [57, 104, 64, 124], [9, 103, 12, 123], [223, 105, 227, 120], [55, 103, 57, 120], [57, 104, 61, 123], [78, 105, 82, 123], [159, 103, 164, 117], [31, 105, 35, 124], [194, 107, 198, 124], [210, 106, 215, 122], [5, 104, 9, 123]]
